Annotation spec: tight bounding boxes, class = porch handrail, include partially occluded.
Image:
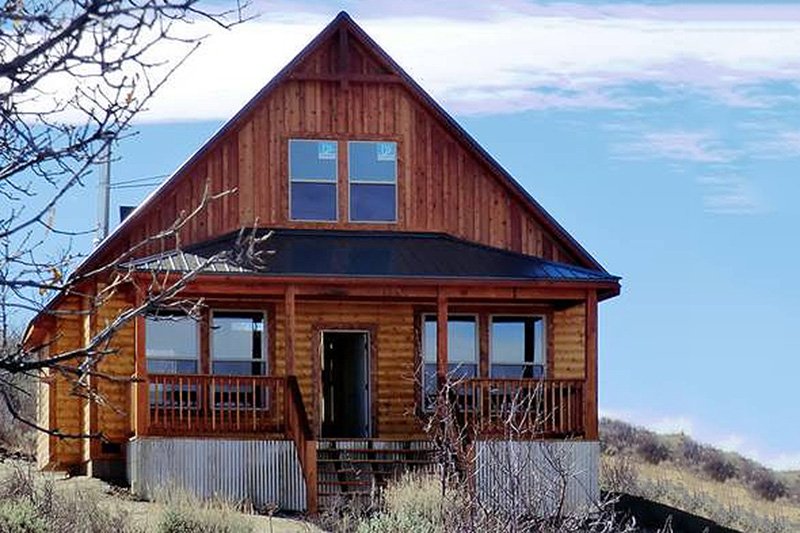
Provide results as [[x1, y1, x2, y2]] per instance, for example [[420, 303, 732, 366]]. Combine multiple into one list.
[[452, 377, 585, 438], [144, 373, 286, 435], [285, 375, 317, 512]]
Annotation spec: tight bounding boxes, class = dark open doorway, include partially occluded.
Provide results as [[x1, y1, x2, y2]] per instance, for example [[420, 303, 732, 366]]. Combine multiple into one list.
[[320, 331, 371, 438]]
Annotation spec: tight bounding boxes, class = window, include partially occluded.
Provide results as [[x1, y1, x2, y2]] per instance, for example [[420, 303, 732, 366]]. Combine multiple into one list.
[[145, 311, 198, 374], [422, 315, 478, 409], [490, 316, 546, 379], [289, 139, 337, 221], [348, 141, 397, 222], [211, 311, 267, 375]]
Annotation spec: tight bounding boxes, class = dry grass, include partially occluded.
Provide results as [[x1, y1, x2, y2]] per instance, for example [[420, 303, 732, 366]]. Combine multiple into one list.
[[601, 418, 800, 533], [0, 459, 319, 533]]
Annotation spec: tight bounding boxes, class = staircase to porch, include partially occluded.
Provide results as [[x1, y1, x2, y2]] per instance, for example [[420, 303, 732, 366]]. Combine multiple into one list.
[[316, 439, 437, 508]]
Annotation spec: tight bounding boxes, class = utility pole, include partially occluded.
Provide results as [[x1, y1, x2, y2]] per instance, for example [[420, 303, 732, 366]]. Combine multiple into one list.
[[94, 139, 112, 247]]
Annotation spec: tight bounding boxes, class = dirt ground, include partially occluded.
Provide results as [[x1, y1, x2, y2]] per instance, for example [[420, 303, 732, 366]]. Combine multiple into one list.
[[0, 458, 322, 532]]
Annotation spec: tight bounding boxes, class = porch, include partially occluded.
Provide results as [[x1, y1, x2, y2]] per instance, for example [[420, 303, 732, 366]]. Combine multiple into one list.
[[131, 373, 589, 512], [136, 374, 587, 439]]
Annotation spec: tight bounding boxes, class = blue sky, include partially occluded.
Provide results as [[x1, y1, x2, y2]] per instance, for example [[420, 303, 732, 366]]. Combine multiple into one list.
[[19, 1, 800, 468]]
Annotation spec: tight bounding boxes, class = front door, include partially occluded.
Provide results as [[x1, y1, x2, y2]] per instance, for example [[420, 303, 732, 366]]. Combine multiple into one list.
[[320, 331, 370, 438]]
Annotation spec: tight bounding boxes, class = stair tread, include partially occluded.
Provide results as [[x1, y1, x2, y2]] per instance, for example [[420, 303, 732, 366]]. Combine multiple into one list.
[[319, 447, 433, 454]]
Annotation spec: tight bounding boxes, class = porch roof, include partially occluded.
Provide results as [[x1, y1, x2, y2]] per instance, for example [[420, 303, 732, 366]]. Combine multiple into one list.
[[124, 229, 620, 283]]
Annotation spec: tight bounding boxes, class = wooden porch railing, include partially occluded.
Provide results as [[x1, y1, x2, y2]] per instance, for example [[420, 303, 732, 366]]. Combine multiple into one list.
[[138, 373, 318, 512], [285, 376, 317, 513], [451, 378, 584, 438], [145, 374, 286, 436]]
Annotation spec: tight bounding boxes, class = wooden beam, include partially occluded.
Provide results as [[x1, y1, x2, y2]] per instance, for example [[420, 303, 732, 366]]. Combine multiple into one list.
[[133, 290, 148, 436], [478, 312, 489, 378], [584, 290, 598, 440], [288, 72, 401, 84], [285, 285, 297, 376], [199, 307, 210, 374], [436, 290, 448, 384]]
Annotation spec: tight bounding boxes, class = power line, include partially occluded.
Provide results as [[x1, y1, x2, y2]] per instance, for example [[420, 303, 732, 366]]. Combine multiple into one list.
[[111, 173, 169, 186]]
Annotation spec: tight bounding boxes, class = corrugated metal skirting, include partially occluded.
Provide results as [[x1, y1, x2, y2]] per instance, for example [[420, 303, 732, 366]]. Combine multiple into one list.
[[127, 438, 306, 511], [474, 440, 599, 516]]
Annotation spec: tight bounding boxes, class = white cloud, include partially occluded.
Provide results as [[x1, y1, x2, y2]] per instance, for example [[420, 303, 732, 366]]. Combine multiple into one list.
[[614, 131, 737, 163], [71, 2, 800, 121], [600, 408, 800, 471], [750, 130, 800, 159], [697, 175, 765, 215]]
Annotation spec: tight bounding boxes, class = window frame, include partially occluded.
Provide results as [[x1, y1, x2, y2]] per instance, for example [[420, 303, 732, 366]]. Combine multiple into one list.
[[488, 314, 547, 379], [209, 309, 269, 376], [347, 140, 398, 224], [144, 309, 200, 374], [288, 138, 339, 222], [421, 313, 479, 411]]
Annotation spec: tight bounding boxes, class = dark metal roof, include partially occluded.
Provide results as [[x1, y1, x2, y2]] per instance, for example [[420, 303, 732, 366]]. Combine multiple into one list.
[[125, 230, 620, 283]]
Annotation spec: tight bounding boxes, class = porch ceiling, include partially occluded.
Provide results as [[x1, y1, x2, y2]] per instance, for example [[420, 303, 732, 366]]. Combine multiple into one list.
[[124, 229, 620, 283]]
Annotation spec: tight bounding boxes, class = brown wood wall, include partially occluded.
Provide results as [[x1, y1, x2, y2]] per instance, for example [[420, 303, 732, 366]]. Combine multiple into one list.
[[48, 296, 84, 466], [92, 289, 136, 446], [41, 292, 589, 467], [552, 303, 587, 380], [98, 34, 581, 268]]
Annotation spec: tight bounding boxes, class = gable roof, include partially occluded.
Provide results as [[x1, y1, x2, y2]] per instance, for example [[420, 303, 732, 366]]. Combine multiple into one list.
[[81, 11, 608, 277], [125, 229, 620, 284]]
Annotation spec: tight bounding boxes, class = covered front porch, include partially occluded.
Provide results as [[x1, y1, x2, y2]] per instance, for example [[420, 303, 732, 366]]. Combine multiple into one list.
[[125, 229, 619, 511]]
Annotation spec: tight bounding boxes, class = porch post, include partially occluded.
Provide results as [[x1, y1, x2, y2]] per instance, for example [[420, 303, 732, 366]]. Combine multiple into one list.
[[133, 290, 148, 436], [285, 285, 297, 376], [584, 290, 598, 440], [436, 290, 448, 387]]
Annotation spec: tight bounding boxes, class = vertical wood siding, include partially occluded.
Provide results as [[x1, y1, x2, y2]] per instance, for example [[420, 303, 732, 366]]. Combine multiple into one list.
[[474, 440, 599, 515], [99, 33, 582, 268], [127, 437, 307, 511]]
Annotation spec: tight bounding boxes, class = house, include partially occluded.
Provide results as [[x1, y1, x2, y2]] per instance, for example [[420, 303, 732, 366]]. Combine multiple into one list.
[[25, 12, 620, 513]]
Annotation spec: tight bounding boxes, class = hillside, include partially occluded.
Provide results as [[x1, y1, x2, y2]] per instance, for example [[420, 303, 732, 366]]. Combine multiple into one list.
[[600, 418, 800, 532]]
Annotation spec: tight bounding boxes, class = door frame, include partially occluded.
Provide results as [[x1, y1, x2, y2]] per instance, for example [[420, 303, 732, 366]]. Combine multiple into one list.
[[311, 323, 378, 438]]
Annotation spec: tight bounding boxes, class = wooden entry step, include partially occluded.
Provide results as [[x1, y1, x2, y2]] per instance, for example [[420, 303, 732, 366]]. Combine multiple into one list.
[[316, 439, 436, 508]]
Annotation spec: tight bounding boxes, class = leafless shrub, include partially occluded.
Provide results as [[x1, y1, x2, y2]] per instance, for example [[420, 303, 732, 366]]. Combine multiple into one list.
[[636, 434, 671, 465], [679, 437, 704, 464], [599, 418, 639, 454], [601, 452, 639, 494], [701, 451, 737, 482], [384, 374, 641, 532], [750, 470, 787, 502], [0, 0, 257, 440], [0, 465, 134, 532]]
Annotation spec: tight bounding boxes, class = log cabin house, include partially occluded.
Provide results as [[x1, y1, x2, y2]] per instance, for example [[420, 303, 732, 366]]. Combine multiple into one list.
[[26, 12, 620, 512]]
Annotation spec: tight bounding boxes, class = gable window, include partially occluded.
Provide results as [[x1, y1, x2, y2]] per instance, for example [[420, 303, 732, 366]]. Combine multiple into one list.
[[289, 139, 338, 221], [211, 311, 267, 375], [490, 316, 546, 379], [422, 315, 477, 410], [145, 310, 199, 374], [348, 141, 397, 222]]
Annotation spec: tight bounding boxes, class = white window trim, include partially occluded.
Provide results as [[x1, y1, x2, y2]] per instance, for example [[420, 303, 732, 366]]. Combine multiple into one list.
[[347, 140, 398, 224], [288, 138, 339, 222], [210, 310, 269, 373], [488, 314, 547, 379]]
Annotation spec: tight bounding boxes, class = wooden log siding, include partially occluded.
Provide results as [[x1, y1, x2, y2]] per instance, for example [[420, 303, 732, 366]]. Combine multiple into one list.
[[50, 296, 85, 465], [92, 287, 136, 448]]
